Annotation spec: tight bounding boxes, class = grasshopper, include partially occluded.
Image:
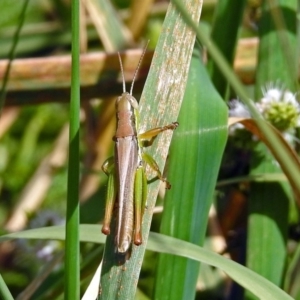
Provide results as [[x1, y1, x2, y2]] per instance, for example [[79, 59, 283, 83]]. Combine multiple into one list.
[[101, 47, 178, 254]]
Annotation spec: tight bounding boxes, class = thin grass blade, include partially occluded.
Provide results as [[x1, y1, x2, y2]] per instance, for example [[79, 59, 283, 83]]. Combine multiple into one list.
[[64, 0, 81, 298]]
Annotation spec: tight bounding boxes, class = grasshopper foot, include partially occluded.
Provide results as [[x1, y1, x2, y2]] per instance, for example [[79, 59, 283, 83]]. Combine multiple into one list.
[[134, 232, 142, 246], [102, 225, 110, 235]]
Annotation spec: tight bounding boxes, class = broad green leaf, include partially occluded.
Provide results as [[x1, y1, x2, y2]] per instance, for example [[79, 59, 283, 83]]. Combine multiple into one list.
[[154, 49, 227, 300]]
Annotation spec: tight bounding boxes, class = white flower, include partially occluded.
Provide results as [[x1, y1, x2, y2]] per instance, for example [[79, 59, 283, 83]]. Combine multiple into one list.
[[228, 84, 300, 146], [229, 99, 251, 118], [258, 84, 300, 131]]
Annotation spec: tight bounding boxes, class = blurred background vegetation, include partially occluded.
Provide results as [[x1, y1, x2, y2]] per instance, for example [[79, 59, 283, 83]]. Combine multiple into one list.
[[0, 0, 299, 299]]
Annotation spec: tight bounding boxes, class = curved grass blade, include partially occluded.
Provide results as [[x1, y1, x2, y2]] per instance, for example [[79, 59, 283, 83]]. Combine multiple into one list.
[[255, 0, 298, 95], [284, 241, 300, 297], [0, 0, 30, 113], [0, 225, 294, 300], [0, 274, 13, 300], [208, 0, 246, 97], [228, 117, 300, 201], [246, 1, 297, 298]]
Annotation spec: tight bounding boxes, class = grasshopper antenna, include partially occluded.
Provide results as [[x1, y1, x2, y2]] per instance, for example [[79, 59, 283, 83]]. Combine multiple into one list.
[[117, 52, 126, 93], [130, 41, 149, 96]]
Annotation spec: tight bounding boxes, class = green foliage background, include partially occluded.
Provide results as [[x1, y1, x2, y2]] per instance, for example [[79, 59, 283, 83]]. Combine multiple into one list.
[[0, 1, 299, 300]]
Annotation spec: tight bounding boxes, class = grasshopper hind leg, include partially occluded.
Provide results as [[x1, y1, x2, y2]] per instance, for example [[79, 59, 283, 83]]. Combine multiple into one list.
[[133, 165, 148, 246], [101, 157, 116, 235], [131, 152, 171, 246]]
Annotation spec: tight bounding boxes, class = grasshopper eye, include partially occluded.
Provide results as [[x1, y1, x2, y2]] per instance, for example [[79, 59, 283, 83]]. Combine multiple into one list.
[[128, 95, 139, 109]]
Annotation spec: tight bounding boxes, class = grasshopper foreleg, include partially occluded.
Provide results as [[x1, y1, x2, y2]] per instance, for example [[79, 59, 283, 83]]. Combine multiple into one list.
[[142, 152, 172, 189], [102, 157, 114, 175], [138, 122, 179, 147], [138, 121, 178, 189]]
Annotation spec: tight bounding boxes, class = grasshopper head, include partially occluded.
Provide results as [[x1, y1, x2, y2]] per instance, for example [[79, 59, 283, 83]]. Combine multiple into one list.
[[114, 93, 138, 138], [116, 93, 138, 112]]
